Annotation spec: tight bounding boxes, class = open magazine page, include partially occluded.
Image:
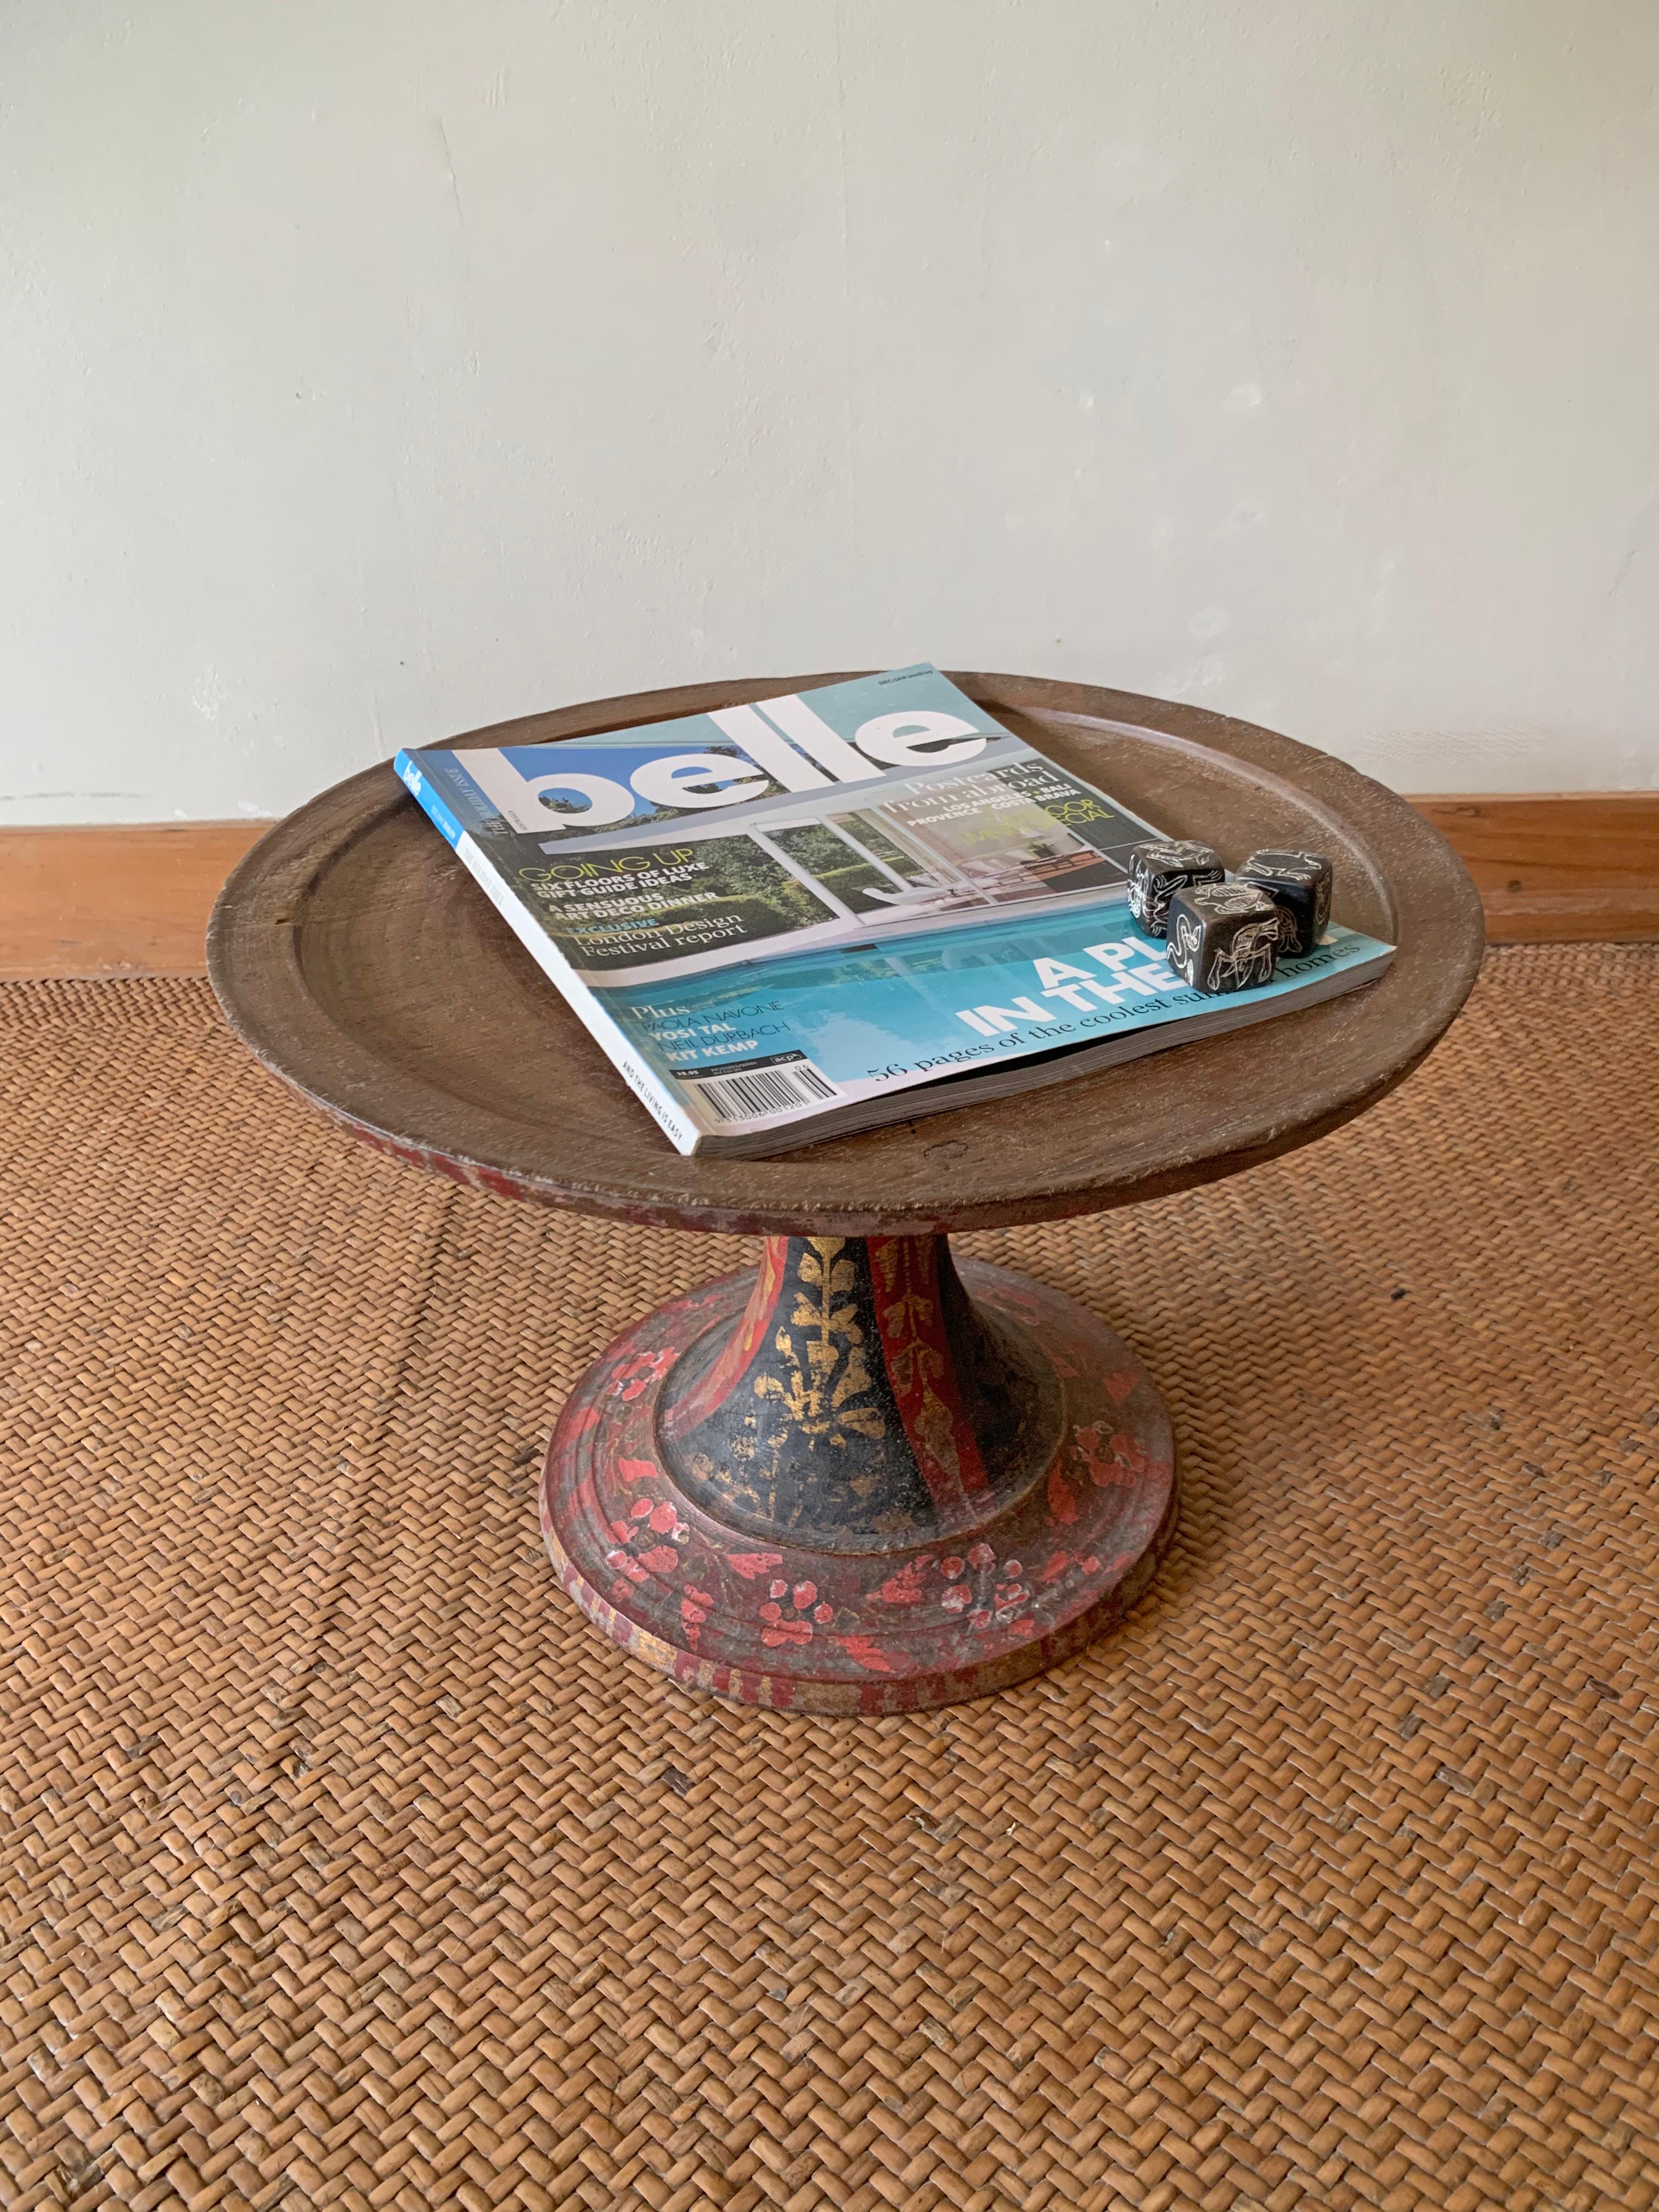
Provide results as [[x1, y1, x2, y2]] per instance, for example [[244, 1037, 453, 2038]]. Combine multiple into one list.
[[594, 910, 1394, 1138]]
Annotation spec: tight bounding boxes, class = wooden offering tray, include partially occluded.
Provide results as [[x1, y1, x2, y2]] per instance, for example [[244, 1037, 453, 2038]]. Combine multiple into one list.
[[210, 673, 1483, 1712]]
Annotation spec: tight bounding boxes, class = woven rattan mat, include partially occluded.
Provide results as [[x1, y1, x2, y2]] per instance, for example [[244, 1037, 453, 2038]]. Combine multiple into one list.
[[1, 949, 1656, 2212]]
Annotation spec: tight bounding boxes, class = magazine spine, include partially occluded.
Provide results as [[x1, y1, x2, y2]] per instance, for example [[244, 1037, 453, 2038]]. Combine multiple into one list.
[[392, 751, 705, 1156]]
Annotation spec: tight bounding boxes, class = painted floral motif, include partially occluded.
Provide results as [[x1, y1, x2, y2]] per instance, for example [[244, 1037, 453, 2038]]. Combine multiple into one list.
[[870, 1238, 980, 1500], [1073, 1420, 1153, 1490], [981, 1559, 1032, 1634], [752, 1239, 885, 1447], [868, 1541, 1037, 1638], [726, 1550, 785, 1580], [604, 1493, 690, 1601], [759, 1576, 834, 1648], [874, 1556, 933, 1606], [679, 1584, 717, 1650], [1040, 1547, 1100, 1584], [837, 1633, 898, 1675]]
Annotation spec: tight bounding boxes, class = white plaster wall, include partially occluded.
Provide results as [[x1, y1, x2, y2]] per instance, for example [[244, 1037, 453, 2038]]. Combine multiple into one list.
[[3, 0, 1657, 821]]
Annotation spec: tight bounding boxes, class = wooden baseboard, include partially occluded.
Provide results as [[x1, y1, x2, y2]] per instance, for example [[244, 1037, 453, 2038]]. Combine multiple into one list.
[[0, 823, 272, 981], [1409, 793, 1659, 943], [2, 794, 1655, 981]]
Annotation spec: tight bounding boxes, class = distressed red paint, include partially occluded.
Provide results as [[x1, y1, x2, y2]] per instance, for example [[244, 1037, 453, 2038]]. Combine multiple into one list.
[[868, 1234, 992, 1519], [661, 1236, 787, 1441]]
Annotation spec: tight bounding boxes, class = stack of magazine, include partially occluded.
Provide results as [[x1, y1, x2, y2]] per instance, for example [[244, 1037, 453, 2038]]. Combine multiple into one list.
[[395, 665, 1393, 1158]]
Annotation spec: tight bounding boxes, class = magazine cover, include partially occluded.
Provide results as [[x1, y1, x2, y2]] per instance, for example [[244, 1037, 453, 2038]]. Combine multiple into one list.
[[403, 665, 1163, 986], [396, 667, 1394, 1155]]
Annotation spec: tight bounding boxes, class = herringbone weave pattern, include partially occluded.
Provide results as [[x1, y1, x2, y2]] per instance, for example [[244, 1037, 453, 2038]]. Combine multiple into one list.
[[1, 950, 1656, 2212]]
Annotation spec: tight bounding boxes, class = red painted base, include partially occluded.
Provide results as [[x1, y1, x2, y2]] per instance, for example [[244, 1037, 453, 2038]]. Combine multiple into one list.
[[541, 1238, 1177, 1714]]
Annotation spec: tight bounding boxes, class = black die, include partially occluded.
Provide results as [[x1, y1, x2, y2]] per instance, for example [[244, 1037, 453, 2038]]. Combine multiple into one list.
[[1166, 883, 1283, 995], [1237, 849, 1333, 957], [1126, 840, 1224, 938]]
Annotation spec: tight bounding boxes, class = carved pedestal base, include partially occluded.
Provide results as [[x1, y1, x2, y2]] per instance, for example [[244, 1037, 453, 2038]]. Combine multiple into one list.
[[541, 1235, 1177, 1713]]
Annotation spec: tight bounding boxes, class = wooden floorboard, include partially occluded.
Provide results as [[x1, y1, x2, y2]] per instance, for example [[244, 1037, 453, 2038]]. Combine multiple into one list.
[[2, 795, 1655, 979]]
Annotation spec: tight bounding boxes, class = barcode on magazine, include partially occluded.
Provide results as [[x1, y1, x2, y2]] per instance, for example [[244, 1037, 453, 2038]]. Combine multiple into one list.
[[680, 1054, 839, 1124]]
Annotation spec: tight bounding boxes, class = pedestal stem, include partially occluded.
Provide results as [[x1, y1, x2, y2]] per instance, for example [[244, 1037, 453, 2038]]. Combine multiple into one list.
[[657, 1235, 1061, 1553]]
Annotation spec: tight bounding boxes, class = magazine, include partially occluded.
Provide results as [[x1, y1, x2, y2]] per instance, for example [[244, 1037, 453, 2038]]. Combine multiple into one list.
[[395, 665, 1393, 1157]]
